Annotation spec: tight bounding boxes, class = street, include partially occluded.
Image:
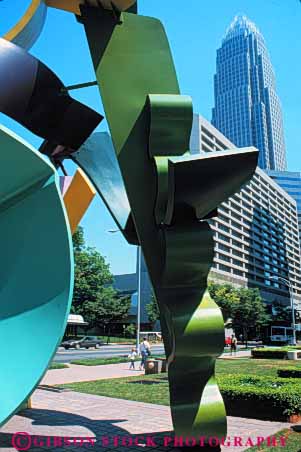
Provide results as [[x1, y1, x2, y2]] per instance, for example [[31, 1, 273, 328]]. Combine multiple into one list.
[[53, 344, 255, 363], [53, 344, 165, 363]]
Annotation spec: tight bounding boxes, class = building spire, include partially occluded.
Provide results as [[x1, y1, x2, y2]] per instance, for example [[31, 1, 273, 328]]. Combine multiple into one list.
[[223, 14, 262, 42], [213, 14, 287, 171]]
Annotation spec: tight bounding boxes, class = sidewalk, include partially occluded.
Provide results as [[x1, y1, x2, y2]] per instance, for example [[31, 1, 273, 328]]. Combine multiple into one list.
[[220, 349, 251, 359], [43, 352, 251, 386], [0, 389, 292, 452], [42, 363, 144, 386]]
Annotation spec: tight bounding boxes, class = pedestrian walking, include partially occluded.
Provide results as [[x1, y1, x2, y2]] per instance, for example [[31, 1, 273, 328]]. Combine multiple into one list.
[[139, 337, 151, 370], [230, 334, 238, 356], [128, 348, 137, 370], [142, 336, 151, 355]]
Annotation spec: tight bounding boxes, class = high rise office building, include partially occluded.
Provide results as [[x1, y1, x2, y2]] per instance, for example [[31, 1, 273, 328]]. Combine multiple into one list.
[[191, 114, 301, 311], [114, 115, 301, 319], [212, 15, 287, 171], [266, 170, 301, 243]]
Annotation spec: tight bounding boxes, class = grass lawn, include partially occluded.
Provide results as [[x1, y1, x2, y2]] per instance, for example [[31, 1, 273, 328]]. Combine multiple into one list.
[[97, 336, 136, 344], [60, 358, 301, 449], [71, 355, 165, 366], [61, 358, 301, 404], [245, 428, 301, 452], [216, 358, 301, 377], [49, 363, 69, 370], [61, 373, 170, 404], [71, 357, 139, 366]]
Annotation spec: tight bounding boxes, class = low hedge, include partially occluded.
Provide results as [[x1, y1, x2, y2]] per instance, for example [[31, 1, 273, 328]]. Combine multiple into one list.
[[277, 368, 301, 378], [282, 346, 301, 350], [251, 348, 288, 359], [219, 374, 301, 420], [252, 347, 301, 359]]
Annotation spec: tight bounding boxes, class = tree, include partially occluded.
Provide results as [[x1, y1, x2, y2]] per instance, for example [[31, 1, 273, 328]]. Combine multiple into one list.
[[83, 293, 131, 343], [270, 300, 301, 326], [146, 293, 160, 326], [72, 227, 131, 342], [124, 323, 136, 338], [209, 283, 271, 347], [271, 300, 291, 324], [231, 288, 270, 347], [73, 226, 85, 252], [208, 282, 240, 322]]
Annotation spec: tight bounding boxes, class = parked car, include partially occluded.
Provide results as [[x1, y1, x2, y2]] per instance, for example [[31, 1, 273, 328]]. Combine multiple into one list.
[[61, 336, 104, 350]]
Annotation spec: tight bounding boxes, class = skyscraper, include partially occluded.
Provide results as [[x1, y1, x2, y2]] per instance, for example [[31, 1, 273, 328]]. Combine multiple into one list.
[[212, 15, 287, 171], [266, 170, 301, 243], [114, 115, 301, 319], [191, 114, 301, 313]]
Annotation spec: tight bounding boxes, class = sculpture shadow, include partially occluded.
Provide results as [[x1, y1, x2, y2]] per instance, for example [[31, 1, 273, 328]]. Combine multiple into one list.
[[0, 405, 221, 451], [0, 406, 173, 450]]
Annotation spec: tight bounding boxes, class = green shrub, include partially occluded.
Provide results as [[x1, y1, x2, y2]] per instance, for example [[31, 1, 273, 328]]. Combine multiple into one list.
[[124, 324, 136, 338], [218, 374, 301, 419], [277, 368, 301, 378], [252, 347, 301, 359], [71, 357, 137, 366], [280, 345, 301, 352], [251, 348, 287, 359], [49, 363, 69, 370]]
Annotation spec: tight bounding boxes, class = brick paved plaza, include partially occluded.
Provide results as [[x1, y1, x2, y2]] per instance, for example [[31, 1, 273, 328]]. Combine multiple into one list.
[[0, 388, 292, 452], [41, 363, 145, 386]]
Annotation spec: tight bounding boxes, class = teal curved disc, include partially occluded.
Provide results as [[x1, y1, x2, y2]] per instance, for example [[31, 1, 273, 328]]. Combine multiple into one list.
[[0, 124, 73, 426]]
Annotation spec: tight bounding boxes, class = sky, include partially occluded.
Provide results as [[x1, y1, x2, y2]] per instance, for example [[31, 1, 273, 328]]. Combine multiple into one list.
[[1, 0, 301, 275]]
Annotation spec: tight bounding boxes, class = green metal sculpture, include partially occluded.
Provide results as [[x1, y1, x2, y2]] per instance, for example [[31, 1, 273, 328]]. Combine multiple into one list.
[[0, 0, 258, 443], [77, 4, 258, 440]]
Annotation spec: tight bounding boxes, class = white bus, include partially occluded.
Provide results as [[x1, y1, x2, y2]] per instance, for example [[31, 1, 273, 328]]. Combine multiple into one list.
[[270, 326, 293, 345]]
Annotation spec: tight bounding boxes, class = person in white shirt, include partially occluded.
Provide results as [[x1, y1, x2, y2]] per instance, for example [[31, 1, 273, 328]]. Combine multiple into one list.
[[128, 348, 137, 370], [143, 337, 150, 351], [139, 337, 151, 370]]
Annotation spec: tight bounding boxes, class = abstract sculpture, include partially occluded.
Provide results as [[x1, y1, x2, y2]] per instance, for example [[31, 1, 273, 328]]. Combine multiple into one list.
[[0, 125, 73, 425], [0, 0, 258, 444]]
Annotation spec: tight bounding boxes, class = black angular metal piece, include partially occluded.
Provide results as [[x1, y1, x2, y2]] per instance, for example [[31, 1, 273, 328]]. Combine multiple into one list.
[[110, 2, 123, 24], [0, 38, 102, 156]]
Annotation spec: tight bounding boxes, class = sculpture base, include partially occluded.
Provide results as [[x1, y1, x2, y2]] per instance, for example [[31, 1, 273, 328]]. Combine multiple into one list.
[[18, 398, 32, 411]]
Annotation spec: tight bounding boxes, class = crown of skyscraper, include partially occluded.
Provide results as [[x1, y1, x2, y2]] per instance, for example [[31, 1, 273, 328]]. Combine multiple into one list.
[[223, 14, 263, 43]]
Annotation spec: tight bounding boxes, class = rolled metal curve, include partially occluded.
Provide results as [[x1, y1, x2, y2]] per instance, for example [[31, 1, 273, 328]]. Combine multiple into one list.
[[0, 38, 102, 155], [3, 0, 47, 50], [2, 0, 138, 52], [80, 9, 229, 440], [0, 125, 74, 426], [159, 222, 226, 437], [72, 132, 138, 245]]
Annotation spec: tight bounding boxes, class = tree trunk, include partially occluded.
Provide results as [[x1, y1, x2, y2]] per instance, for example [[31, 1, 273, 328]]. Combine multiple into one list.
[[106, 324, 111, 344], [244, 328, 248, 348]]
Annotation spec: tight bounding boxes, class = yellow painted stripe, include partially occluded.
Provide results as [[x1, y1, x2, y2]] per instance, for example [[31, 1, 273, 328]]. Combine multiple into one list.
[[63, 168, 96, 235], [3, 0, 44, 43], [3, 0, 136, 47]]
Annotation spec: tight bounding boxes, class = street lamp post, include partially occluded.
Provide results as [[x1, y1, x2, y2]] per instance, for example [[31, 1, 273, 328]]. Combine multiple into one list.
[[108, 229, 142, 354], [136, 246, 142, 354], [270, 276, 296, 346]]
